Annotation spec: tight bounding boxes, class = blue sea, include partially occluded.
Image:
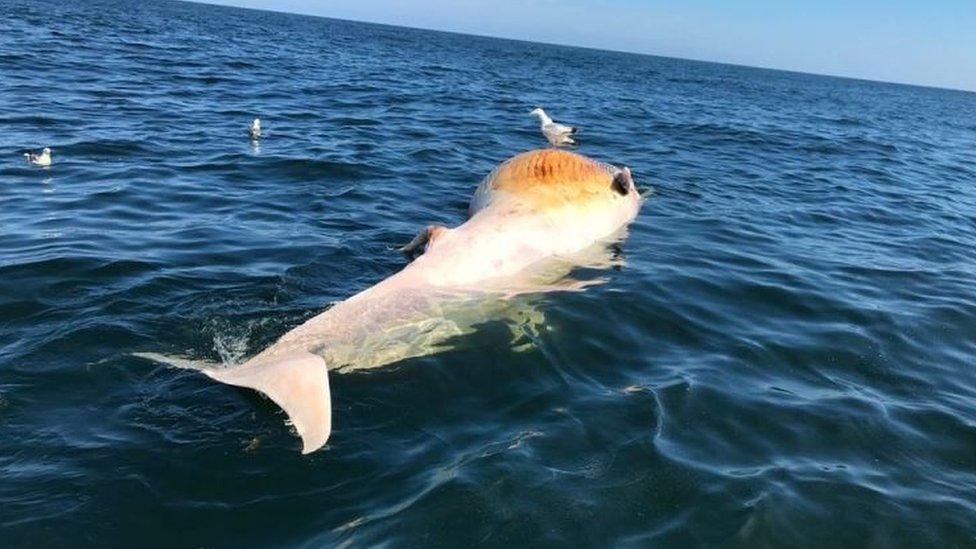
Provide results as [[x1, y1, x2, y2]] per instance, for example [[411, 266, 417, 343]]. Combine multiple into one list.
[[2, 0, 976, 546]]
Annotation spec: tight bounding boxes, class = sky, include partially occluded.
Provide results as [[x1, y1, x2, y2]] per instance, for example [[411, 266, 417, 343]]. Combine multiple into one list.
[[202, 0, 976, 91]]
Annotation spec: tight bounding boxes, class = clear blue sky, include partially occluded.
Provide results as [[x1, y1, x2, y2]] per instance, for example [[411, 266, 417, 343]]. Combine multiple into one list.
[[204, 0, 975, 91]]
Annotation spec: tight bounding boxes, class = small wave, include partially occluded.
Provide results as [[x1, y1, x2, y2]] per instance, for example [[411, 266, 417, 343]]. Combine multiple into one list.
[[666, 76, 712, 84], [223, 60, 258, 69], [59, 139, 160, 157], [0, 115, 63, 126]]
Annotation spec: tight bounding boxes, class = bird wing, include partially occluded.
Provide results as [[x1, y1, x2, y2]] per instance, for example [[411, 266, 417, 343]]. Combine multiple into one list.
[[548, 122, 578, 135]]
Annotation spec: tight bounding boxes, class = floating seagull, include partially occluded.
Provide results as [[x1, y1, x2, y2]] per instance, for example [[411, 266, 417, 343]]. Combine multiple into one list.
[[248, 118, 261, 139], [24, 147, 52, 167], [530, 108, 578, 147]]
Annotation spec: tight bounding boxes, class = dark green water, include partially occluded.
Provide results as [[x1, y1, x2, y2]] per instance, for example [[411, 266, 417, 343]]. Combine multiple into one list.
[[2, 0, 976, 546]]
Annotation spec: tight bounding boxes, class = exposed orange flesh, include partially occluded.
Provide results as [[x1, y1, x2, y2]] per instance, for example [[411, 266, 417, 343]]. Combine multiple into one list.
[[484, 149, 616, 210]]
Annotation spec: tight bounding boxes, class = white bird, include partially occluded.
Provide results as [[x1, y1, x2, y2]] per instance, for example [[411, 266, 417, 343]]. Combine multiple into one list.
[[24, 147, 52, 167], [248, 118, 261, 139], [530, 108, 578, 147]]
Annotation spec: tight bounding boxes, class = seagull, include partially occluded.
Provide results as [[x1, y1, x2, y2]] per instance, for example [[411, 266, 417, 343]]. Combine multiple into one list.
[[248, 118, 261, 139], [24, 147, 52, 167], [530, 108, 578, 147]]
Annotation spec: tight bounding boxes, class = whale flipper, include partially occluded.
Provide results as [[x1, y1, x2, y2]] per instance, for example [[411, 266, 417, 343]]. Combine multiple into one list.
[[205, 352, 332, 454], [400, 224, 449, 259]]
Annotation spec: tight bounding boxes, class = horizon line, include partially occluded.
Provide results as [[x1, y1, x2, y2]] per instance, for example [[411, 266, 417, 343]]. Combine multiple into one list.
[[182, 0, 975, 95]]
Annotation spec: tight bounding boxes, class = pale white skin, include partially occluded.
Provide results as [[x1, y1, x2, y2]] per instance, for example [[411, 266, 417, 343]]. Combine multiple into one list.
[[144, 150, 642, 453], [249, 118, 261, 139], [530, 108, 577, 147], [24, 147, 52, 166]]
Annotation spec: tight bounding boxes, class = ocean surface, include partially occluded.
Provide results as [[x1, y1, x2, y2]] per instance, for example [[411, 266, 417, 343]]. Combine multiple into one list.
[[2, 0, 976, 546]]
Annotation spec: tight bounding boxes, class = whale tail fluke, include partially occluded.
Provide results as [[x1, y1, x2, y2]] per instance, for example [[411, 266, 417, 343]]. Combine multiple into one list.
[[134, 351, 332, 454]]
